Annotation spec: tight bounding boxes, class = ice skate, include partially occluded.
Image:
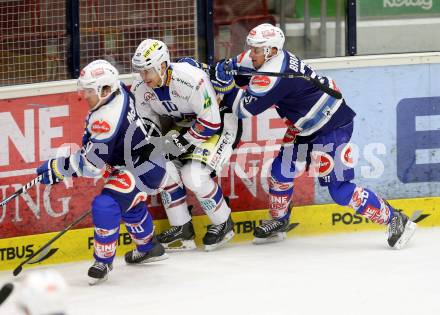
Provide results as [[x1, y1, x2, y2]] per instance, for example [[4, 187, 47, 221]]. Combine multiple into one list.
[[203, 216, 234, 251], [387, 210, 417, 249], [88, 261, 113, 285], [157, 220, 197, 251], [125, 238, 169, 264], [253, 218, 295, 244]]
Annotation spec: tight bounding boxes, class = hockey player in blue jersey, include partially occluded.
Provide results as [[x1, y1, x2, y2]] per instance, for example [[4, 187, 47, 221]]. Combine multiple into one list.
[[36, 60, 168, 285], [212, 23, 416, 249]]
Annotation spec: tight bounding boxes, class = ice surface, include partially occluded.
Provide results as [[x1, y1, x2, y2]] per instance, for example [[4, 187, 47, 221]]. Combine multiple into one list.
[[1, 228, 439, 315]]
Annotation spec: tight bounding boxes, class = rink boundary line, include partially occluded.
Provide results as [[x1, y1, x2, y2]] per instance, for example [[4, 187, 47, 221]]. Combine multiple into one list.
[[0, 196, 437, 271]]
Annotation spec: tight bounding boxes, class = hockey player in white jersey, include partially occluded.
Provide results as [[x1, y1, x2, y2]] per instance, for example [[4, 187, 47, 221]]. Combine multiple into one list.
[[131, 39, 240, 251]]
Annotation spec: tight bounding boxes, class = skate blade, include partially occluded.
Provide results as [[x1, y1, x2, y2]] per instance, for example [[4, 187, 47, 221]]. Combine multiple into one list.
[[393, 221, 417, 250], [164, 239, 197, 252], [137, 253, 169, 264], [88, 275, 109, 286], [204, 231, 235, 252], [253, 232, 287, 245]]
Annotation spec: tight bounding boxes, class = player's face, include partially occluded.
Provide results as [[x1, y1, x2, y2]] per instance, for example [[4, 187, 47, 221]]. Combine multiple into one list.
[[249, 46, 266, 69], [139, 68, 161, 88], [79, 88, 100, 109]]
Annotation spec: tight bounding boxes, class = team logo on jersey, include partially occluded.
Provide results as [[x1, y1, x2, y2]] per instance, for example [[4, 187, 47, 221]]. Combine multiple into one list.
[[144, 91, 157, 101], [91, 120, 111, 134], [251, 75, 271, 89], [310, 151, 334, 177], [341, 144, 354, 168], [104, 170, 136, 193], [203, 90, 212, 109]]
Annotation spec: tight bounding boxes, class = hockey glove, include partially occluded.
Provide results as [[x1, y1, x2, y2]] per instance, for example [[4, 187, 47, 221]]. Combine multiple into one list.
[[211, 59, 236, 85], [36, 159, 64, 185], [163, 130, 195, 160], [177, 57, 209, 72]]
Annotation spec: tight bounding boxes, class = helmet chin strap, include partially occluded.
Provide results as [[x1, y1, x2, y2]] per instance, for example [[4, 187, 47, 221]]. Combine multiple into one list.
[[91, 90, 111, 111], [264, 46, 279, 62], [158, 66, 169, 87]]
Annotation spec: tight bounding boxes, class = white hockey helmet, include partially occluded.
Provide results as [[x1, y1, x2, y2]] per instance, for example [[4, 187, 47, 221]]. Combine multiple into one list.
[[17, 270, 68, 315], [77, 59, 119, 107], [246, 23, 285, 60], [132, 39, 170, 85]]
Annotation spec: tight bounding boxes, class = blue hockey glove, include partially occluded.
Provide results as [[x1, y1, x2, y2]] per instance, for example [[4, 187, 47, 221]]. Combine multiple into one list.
[[177, 57, 209, 71], [36, 159, 64, 185], [212, 59, 236, 85]]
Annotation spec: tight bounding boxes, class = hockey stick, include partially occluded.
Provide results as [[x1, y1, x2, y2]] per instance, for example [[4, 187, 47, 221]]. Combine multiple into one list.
[[13, 209, 92, 277], [0, 174, 44, 208], [0, 283, 13, 306], [227, 69, 343, 99]]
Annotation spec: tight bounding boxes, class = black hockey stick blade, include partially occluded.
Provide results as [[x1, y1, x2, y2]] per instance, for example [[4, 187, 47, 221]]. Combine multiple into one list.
[[13, 209, 92, 277], [0, 283, 14, 305], [27, 247, 58, 264], [286, 222, 299, 232], [12, 266, 22, 277]]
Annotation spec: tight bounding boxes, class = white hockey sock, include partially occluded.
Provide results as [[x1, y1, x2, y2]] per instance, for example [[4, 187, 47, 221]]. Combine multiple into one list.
[[161, 183, 191, 226], [197, 184, 231, 225]]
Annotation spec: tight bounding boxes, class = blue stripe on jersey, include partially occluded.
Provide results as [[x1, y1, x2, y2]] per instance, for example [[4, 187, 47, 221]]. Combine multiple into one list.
[[296, 96, 342, 135], [153, 86, 171, 101], [212, 185, 224, 204], [169, 185, 186, 201]]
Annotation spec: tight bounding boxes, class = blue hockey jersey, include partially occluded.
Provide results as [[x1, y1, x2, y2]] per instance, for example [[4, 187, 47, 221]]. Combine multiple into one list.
[[231, 50, 356, 137]]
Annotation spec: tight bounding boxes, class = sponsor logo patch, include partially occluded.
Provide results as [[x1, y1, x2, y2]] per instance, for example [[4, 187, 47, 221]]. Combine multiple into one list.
[[262, 29, 276, 38], [143, 41, 159, 58], [310, 151, 334, 177], [91, 120, 111, 134], [251, 75, 271, 88], [91, 67, 105, 78], [348, 186, 369, 212], [104, 170, 135, 193], [94, 240, 117, 259], [341, 144, 354, 168], [144, 91, 157, 101]]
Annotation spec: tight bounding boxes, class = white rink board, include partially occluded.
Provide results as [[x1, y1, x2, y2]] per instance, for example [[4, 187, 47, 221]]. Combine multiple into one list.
[[0, 228, 439, 315]]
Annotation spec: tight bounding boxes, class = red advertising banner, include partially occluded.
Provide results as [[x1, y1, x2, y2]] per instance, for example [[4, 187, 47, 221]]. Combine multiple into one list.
[[0, 92, 314, 238]]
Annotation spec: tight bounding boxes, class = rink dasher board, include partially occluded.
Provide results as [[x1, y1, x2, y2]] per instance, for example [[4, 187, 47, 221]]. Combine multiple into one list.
[[0, 196, 436, 271]]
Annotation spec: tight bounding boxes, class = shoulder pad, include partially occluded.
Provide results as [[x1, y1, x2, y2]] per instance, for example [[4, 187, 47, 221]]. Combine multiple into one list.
[[88, 93, 125, 141], [171, 63, 205, 88], [131, 78, 144, 91], [248, 52, 286, 95]]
